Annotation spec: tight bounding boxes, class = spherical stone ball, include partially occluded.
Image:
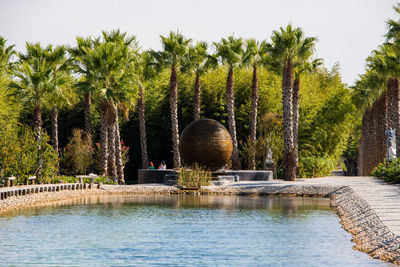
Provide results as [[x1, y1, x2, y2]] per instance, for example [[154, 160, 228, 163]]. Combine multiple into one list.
[[179, 118, 233, 171]]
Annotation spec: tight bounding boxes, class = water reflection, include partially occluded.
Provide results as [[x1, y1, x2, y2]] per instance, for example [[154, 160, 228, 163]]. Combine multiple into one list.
[[2, 194, 331, 218]]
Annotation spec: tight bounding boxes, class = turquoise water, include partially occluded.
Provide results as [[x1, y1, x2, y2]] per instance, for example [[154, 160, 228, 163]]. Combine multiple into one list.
[[0, 195, 389, 266]]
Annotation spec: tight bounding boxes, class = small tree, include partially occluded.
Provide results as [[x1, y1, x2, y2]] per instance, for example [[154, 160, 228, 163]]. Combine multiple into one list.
[[60, 129, 93, 175]]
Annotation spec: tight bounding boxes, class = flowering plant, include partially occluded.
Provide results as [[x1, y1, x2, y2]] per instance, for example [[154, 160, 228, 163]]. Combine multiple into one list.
[[120, 141, 129, 166]]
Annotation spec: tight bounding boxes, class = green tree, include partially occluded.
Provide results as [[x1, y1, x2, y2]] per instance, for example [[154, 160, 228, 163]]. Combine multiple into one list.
[[150, 31, 192, 169], [214, 35, 244, 170], [266, 24, 317, 180]]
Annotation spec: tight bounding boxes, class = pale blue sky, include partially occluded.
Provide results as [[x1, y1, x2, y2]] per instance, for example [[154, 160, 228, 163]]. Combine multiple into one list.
[[0, 0, 397, 85]]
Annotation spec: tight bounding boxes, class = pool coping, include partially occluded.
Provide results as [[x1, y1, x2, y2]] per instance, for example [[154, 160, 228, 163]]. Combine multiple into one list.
[[0, 183, 399, 265]]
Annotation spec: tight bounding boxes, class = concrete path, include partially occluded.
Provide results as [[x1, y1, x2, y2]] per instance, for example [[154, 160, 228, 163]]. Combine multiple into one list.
[[233, 176, 400, 236]]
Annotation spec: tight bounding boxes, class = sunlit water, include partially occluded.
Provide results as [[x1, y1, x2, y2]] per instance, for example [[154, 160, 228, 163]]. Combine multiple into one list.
[[0, 195, 390, 266]]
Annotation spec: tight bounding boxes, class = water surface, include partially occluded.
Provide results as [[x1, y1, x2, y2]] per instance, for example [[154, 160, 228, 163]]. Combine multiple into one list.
[[0, 195, 389, 266]]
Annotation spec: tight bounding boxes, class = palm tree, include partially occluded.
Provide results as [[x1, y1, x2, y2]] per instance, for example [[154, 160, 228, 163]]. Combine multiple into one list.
[[367, 43, 400, 154], [44, 45, 72, 154], [386, 3, 400, 41], [243, 39, 267, 169], [292, 58, 321, 173], [136, 51, 157, 169], [0, 36, 15, 71], [182, 41, 217, 121], [8, 43, 52, 143], [0, 37, 15, 123], [70, 37, 100, 135], [214, 35, 244, 170], [99, 30, 138, 183], [150, 31, 192, 169], [266, 24, 317, 180]]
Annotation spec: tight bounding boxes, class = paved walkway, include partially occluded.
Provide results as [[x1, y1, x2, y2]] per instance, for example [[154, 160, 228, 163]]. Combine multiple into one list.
[[233, 176, 400, 236]]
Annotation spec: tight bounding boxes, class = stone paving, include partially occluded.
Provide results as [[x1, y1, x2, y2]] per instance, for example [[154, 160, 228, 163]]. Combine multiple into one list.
[[232, 176, 400, 236]]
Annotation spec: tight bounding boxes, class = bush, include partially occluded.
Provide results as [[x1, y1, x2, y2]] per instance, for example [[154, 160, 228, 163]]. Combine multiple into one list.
[[60, 129, 94, 176], [178, 164, 212, 187], [50, 175, 117, 185], [371, 159, 400, 183], [0, 124, 58, 182], [299, 155, 336, 178]]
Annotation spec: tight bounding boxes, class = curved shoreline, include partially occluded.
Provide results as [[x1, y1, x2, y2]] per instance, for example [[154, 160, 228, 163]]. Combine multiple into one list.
[[0, 183, 399, 265]]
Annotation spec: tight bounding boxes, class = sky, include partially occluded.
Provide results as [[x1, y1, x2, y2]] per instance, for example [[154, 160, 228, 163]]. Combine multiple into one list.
[[0, 0, 397, 86]]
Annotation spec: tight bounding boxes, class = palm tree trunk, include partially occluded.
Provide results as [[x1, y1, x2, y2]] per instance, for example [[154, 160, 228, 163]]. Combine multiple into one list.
[[33, 102, 43, 175], [51, 106, 59, 155], [194, 72, 201, 121], [293, 77, 300, 175], [138, 85, 149, 169], [114, 110, 125, 184], [170, 66, 181, 169], [226, 67, 241, 170], [107, 121, 117, 180], [33, 102, 42, 143], [378, 93, 388, 164], [387, 77, 400, 155], [99, 103, 108, 176], [282, 61, 296, 181], [84, 91, 91, 134], [249, 64, 259, 170]]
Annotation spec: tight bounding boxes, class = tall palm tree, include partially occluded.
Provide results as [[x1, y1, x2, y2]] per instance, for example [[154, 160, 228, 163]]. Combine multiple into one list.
[[150, 31, 191, 169], [214, 35, 244, 170], [266, 24, 317, 181], [70, 37, 100, 135], [243, 39, 267, 169], [44, 45, 72, 154], [367, 43, 400, 154], [8, 43, 52, 143], [292, 58, 321, 172], [136, 51, 157, 169], [182, 41, 217, 121]]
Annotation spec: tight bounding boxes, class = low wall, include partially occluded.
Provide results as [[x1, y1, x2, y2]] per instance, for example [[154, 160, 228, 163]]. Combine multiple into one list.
[[138, 169, 273, 184], [226, 170, 273, 181], [0, 183, 98, 200], [138, 169, 177, 184]]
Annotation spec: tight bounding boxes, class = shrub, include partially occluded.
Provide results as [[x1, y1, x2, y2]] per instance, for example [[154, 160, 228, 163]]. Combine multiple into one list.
[[49, 175, 117, 185], [0, 124, 58, 182], [60, 129, 93, 175], [371, 159, 400, 183], [299, 155, 336, 178], [178, 164, 212, 187]]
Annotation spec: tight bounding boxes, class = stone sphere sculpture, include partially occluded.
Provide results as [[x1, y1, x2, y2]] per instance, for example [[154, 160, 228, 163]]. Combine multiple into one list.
[[179, 118, 233, 171]]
